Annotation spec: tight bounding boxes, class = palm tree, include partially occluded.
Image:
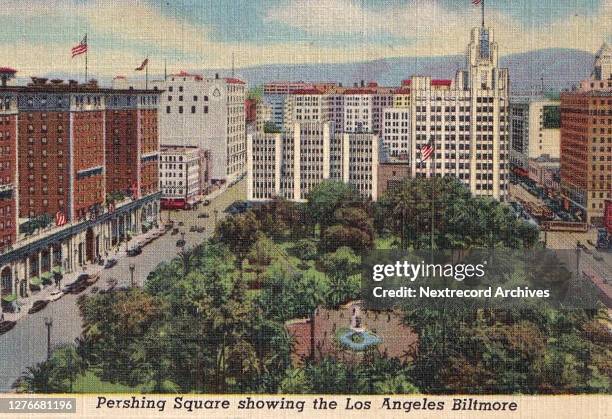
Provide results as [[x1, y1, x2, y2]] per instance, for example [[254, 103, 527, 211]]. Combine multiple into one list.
[[13, 361, 66, 393]]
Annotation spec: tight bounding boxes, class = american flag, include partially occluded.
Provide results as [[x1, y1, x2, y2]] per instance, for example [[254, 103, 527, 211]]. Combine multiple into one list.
[[135, 58, 149, 71], [472, 0, 482, 4], [71, 35, 87, 58], [55, 211, 67, 226], [420, 141, 435, 162]]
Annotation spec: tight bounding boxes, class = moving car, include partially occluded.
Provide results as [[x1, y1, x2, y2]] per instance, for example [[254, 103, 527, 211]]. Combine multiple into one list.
[[48, 290, 64, 302], [203, 199, 211, 206], [197, 213, 209, 219], [189, 225, 198, 232], [0, 321, 16, 335], [127, 246, 142, 257], [28, 300, 49, 314], [176, 239, 186, 247], [104, 258, 118, 269], [71, 282, 88, 294]]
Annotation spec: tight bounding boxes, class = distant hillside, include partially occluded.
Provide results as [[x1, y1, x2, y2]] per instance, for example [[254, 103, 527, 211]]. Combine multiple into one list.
[[21, 48, 595, 93], [229, 48, 595, 93]]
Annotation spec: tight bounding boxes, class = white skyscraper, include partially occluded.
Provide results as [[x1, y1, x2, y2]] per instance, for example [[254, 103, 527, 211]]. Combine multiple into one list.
[[247, 122, 378, 202], [410, 26, 510, 200], [152, 72, 246, 182]]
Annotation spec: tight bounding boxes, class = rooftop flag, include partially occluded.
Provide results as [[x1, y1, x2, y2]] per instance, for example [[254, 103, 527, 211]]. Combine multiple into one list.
[[71, 34, 87, 58], [135, 58, 149, 71]]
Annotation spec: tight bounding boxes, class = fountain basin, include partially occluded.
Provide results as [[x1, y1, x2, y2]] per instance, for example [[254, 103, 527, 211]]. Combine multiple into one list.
[[338, 330, 381, 351]]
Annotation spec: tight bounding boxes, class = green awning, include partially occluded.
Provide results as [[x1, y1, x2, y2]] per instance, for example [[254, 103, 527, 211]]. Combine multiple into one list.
[[52, 266, 63, 274], [41, 272, 53, 280], [29, 276, 42, 286], [2, 294, 17, 303]]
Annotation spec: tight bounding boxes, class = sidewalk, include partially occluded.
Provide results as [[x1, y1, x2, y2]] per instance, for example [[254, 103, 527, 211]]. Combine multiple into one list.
[[2, 226, 166, 323]]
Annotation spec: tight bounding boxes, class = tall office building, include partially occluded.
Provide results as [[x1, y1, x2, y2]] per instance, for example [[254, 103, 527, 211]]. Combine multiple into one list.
[[560, 43, 612, 225], [247, 122, 378, 202], [152, 72, 246, 182], [409, 26, 510, 201]]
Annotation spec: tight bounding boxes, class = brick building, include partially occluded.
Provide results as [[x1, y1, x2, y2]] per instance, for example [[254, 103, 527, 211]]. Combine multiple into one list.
[[105, 92, 159, 199], [560, 43, 612, 225], [0, 74, 162, 309], [0, 91, 18, 253]]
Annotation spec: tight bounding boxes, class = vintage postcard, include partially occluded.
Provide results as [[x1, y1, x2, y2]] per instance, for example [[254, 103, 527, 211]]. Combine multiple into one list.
[[0, 0, 610, 418]]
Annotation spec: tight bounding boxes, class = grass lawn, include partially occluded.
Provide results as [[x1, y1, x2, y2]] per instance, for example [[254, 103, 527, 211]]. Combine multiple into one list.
[[375, 235, 399, 250], [72, 370, 143, 393]]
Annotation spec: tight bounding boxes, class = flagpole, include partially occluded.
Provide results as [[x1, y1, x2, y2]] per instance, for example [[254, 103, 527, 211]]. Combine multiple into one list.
[[145, 58, 149, 90], [85, 33, 88, 82], [482, 0, 485, 28], [431, 138, 435, 253]]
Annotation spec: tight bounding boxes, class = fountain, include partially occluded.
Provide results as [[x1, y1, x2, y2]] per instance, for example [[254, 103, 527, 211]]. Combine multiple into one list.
[[337, 305, 381, 351]]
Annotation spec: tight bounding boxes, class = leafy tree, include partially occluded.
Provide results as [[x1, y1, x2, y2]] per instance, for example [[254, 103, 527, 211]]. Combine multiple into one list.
[[320, 247, 361, 307], [306, 181, 362, 237], [292, 239, 318, 260], [215, 211, 261, 276], [258, 263, 329, 321]]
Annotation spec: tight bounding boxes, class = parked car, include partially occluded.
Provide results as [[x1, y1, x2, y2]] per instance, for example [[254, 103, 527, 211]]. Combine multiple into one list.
[[28, 300, 49, 314], [90, 286, 100, 294], [189, 226, 198, 232], [0, 321, 16, 335], [203, 199, 211, 206], [86, 274, 100, 285], [178, 221, 184, 226], [198, 212, 209, 219], [171, 228, 179, 235], [127, 246, 142, 257], [104, 258, 118, 269], [196, 226, 205, 233], [176, 239, 186, 247], [47, 290, 64, 302]]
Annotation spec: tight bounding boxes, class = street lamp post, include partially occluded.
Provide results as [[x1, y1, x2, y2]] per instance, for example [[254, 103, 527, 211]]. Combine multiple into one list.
[[213, 209, 218, 229], [576, 241, 581, 279], [129, 263, 135, 288], [44, 317, 53, 360]]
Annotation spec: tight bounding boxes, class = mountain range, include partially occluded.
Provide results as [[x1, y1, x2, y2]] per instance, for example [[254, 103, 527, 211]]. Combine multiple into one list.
[[19, 48, 595, 93]]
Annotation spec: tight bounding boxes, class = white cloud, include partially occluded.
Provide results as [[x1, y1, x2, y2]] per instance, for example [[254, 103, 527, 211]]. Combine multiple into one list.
[[0, 0, 610, 79], [266, 0, 612, 56]]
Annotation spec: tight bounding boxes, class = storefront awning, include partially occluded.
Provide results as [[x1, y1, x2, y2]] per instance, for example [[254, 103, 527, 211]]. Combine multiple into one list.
[[52, 266, 64, 274], [41, 272, 53, 280], [29, 276, 42, 286], [2, 294, 17, 303]]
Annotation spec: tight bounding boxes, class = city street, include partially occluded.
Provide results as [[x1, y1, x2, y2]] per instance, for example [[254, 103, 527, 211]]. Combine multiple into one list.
[[0, 180, 246, 391], [509, 183, 611, 297]]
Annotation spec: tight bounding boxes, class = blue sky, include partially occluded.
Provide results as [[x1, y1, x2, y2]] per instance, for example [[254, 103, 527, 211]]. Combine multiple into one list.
[[0, 0, 609, 77]]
